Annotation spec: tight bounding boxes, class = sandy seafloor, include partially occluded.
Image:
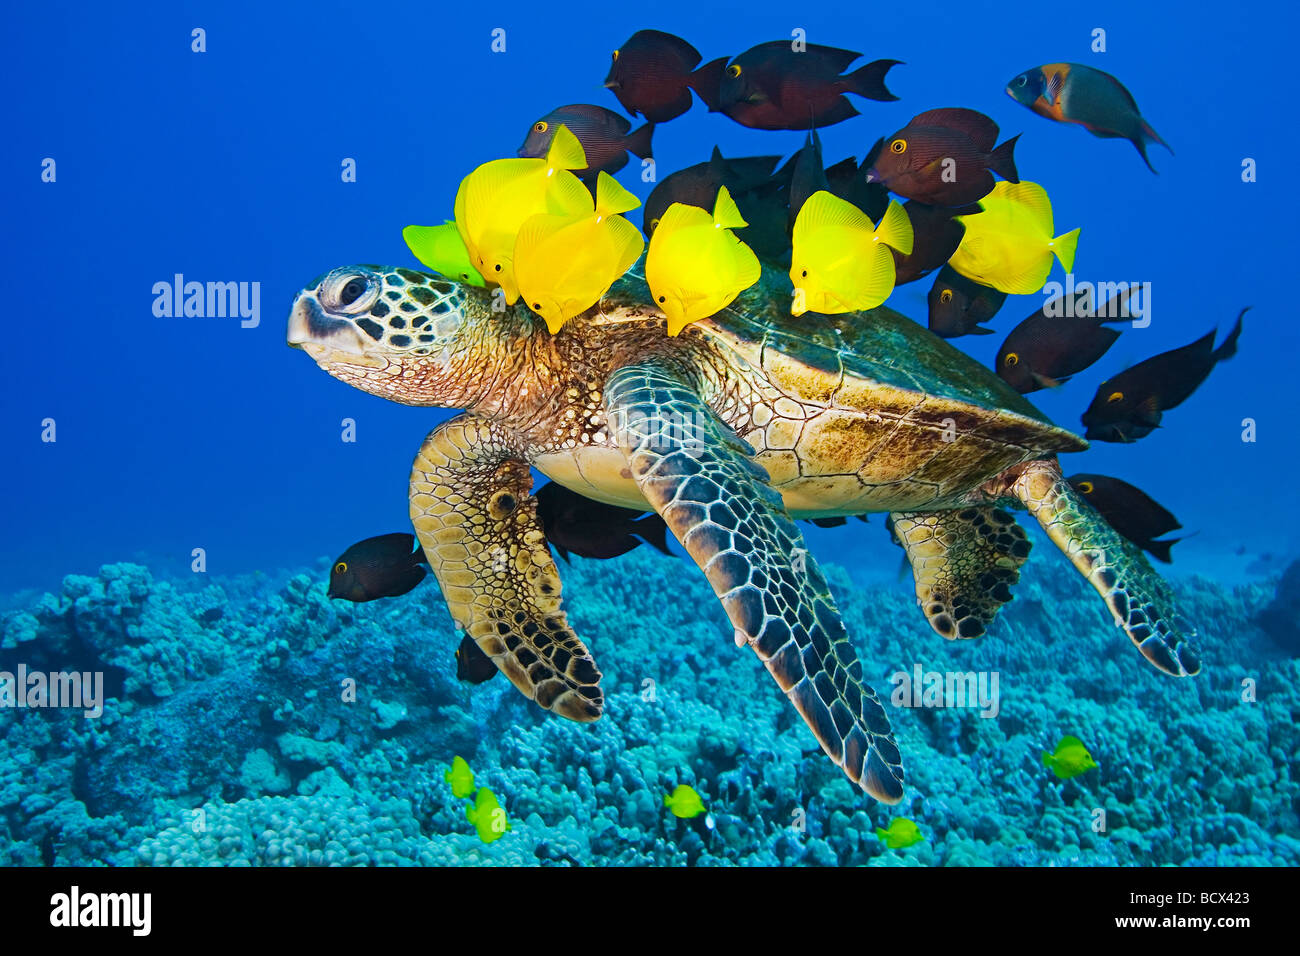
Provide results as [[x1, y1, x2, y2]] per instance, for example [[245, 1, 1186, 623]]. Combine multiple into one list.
[[1, 526, 1297, 867]]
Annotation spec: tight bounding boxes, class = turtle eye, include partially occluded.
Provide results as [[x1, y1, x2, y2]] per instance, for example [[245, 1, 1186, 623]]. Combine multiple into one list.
[[940, 289, 953, 303], [534, 120, 548, 133], [1004, 352, 1019, 367], [1107, 391, 1124, 404], [335, 562, 348, 574], [322, 271, 378, 314], [890, 138, 907, 154], [611, 49, 620, 61], [1078, 481, 1094, 494], [727, 64, 742, 78]]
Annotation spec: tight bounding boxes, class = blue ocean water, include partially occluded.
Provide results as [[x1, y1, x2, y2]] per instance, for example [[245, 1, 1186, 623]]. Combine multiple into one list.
[[2, 0, 1297, 867]]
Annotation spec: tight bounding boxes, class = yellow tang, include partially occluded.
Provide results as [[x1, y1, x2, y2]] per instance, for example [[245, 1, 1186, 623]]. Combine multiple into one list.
[[465, 787, 512, 844], [645, 186, 761, 337], [663, 784, 706, 819], [513, 171, 645, 334], [443, 755, 475, 799], [1041, 734, 1099, 780], [950, 181, 1080, 295], [402, 222, 486, 288], [453, 124, 592, 304], [789, 192, 914, 315], [875, 817, 924, 849]]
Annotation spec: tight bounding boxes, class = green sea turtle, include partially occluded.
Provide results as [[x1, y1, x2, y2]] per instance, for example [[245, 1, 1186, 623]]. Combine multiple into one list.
[[286, 263, 1199, 803]]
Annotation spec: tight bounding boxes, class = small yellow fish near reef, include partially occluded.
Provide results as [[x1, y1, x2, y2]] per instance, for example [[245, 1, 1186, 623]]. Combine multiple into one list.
[[402, 222, 486, 288], [663, 783, 706, 818], [875, 817, 924, 849], [444, 755, 475, 799], [453, 124, 592, 304], [646, 186, 761, 336], [466, 787, 512, 843], [790, 192, 913, 314], [1042, 735, 1098, 780], [949, 181, 1079, 295], [514, 171, 645, 333]]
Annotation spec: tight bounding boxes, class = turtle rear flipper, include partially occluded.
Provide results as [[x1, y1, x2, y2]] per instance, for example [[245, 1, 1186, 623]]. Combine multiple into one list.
[[888, 507, 1032, 640], [604, 361, 904, 803], [409, 414, 603, 721], [1007, 459, 1200, 676]]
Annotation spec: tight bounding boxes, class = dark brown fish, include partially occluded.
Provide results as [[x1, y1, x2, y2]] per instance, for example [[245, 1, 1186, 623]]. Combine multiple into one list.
[[518, 104, 653, 179], [865, 108, 1019, 206], [1067, 473, 1183, 563], [927, 264, 1008, 337], [455, 635, 498, 684], [535, 481, 674, 562], [1081, 309, 1246, 442], [787, 128, 829, 230], [604, 30, 707, 123], [328, 533, 427, 602], [996, 289, 1126, 392], [893, 201, 978, 285], [824, 156, 889, 222], [714, 41, 901, 130], [643, 147, 781, 236]]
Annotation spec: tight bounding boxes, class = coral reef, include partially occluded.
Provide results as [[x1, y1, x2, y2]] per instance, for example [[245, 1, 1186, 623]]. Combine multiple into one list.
[[1, 538, 1297, 866]]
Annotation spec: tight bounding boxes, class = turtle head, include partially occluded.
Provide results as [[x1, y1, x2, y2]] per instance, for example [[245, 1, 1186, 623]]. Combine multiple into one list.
[[288, 265, 490, 406]]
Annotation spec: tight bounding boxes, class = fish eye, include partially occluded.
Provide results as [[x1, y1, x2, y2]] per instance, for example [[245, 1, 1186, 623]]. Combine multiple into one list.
[[649, 217, 660, 232], [1107, 391, 1124, 404], [494, 264, 502, 272], [1004, 352, 1018, 367], [335, 562, 348, 574], [612, 49, 620, 61], [1016, 75, 1028, 87], [940, 289, 953, 303], [658, 295, 666, 303], [890, 138, 907, 154], [727, 64, 742, 78], [1078, 481, 1094, 494], [534, 120, 548, 133]]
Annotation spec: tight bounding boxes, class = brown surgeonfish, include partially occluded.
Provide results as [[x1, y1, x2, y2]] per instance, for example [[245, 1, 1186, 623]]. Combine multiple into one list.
[[996, 289, 1127, 393], [927, 264, 1008, 337], [1080, 309, 1246, 442], [1068, 473, 1184, 563], [604, 30, 710, 123], [643, 147, 781, 237], [893, 201, 978, 285], [518, 104, 653, 179], [328, 533, 428, 602], [455, 635, 499, 684], [535, 481, 674, 563], [865, 108, 1019, 206]]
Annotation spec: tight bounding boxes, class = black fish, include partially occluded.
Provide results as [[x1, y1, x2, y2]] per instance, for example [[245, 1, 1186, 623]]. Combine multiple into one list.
[[824, 157, 889, 222], [1081, 309, 1247, 442], [927, 265, 1008, 337], [864, 108, 1019, 206], [734, 180, 794, 266], [893, 201, 977, 285], [1067, 473, 1183, 563], [455, 634, 498, 684], [643, 147, 781, 236], [535, 481, 674, 562], [787, 128, 829, 230], [714, 41, 901, 130], [518, 104, 653, 179], [328, 533, 428, 602], [996, 289, 1127, 392], [604, 30, 710, 123]]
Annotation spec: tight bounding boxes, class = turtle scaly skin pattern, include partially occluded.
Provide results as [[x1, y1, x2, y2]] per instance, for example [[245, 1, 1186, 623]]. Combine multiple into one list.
[[288, 261, 1199, 803]]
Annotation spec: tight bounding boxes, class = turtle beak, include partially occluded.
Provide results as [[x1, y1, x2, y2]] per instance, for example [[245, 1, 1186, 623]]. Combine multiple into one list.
[[287, 294, 385, 368]]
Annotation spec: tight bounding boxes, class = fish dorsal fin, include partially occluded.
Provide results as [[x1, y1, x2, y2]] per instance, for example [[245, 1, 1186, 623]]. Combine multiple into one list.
[[874, 199, 914, 255], [712, 186, 748, 229], [656, 200, 710, 239], [605, 214, 647, 276], [998, 181, 1055, 235], [544, 168, 599, 218], [1058, 735, 1085, 751], [546, 124, 588, 172], [793, 190, 872, 236], [595, 171, 640, 217]]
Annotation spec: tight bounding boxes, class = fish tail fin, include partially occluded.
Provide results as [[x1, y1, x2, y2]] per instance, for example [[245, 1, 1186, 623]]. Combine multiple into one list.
[[1145, 537, 1182, 564], [1141, 119, 1173, 155], [631, 515, 674, 557], [594, 171, 641, 217], [875, 827, 888, 840], [1213, 307, 1248, 363], [845, 58, 903, 102], [625, 122, 655, 160], [688, 57, 728, 111], [1050, 227, 1080, 273], [1041, 751, 1053, 768], [712, 186, 749, 229], [988, 134, 1020, 183], [874, 200, 914, 255], [547, 125, 588, 172]]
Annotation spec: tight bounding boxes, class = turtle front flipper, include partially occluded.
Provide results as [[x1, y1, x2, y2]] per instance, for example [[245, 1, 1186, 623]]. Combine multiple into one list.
[[409, 414, 603, 721], [604, 361, 904, 803], [1006, 459, 1200, 676], [888, 507, 1032, 640]]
